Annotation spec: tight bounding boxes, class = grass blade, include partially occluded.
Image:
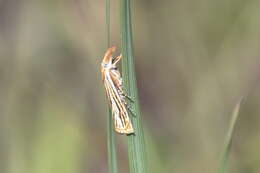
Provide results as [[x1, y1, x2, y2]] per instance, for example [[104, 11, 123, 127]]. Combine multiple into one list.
[[219, 97, 243, 173], [106, 0, 118, 173], [107, 110, 118, 173], [120, 1, 147, 173]]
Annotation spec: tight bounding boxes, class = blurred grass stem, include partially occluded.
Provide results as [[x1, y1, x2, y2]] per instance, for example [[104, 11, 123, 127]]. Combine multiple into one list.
[[218, 98, 243, 173], [106, 0, 118, 173]]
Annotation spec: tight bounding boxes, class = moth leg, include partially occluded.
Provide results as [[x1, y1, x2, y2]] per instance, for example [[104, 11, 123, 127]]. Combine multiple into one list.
[[120, 86, 135, 102], [127, 105, 137, 117], [118, 86, 135, 103], [124, 94, 135, 103]]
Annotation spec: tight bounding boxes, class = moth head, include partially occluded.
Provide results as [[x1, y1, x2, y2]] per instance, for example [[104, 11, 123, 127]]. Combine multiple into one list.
[[102, 46, 116, 68]]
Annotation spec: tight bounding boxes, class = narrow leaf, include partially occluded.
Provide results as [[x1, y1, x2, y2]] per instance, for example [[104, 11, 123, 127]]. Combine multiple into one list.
[[106, 0, 118, 172], [219, 97, 243, 173], [120, 0, 147, 173]]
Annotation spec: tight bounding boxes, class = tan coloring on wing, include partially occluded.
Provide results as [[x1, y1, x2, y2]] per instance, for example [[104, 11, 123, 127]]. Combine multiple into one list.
[[101, 47, 134, 134]]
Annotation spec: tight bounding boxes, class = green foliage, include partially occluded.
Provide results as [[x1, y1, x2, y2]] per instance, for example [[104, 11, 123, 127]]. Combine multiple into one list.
[[219, 98, 243, 173], [120, 0, 147, 173], [106, 0, 118, 172], [107, 109, 118, 173]]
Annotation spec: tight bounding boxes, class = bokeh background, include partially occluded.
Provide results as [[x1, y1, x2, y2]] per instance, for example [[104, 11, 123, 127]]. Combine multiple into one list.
[[1, 0, 260, 173]]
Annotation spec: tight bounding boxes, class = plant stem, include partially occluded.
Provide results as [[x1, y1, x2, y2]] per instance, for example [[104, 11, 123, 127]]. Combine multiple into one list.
[[106, 0, 118, 172], [219, 97, 243, 173], [120, 0, 147, 173]]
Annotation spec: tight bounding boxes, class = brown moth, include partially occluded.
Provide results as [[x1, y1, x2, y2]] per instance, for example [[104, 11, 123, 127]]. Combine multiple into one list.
[[101, 46, 134, 134]]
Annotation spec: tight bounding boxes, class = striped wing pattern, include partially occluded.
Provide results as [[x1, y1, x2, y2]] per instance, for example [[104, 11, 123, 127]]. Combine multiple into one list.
[[103, 70, 134, 134], [101, 47, 134, 134]]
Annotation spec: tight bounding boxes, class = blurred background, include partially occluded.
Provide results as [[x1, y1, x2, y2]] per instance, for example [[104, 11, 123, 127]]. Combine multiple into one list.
[[0, 0, 260, 173]]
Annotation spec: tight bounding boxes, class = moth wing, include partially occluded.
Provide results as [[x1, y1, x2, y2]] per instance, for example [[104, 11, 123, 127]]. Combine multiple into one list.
[[106, 91, 133, 134], [103, 77, 113, 106], [110, 69, 122, 87], [109, 69, 126, 98], [113, 110, 134, 134], [109, 85, 134, 134], [104, 74, 134, 134]]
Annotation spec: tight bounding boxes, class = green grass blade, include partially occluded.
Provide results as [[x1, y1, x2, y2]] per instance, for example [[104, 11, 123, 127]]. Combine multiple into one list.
[[219, 97, 243, 173], [107, 110, 118, 173], [120, 1, 147, 173], [106, 0, 118, 173]]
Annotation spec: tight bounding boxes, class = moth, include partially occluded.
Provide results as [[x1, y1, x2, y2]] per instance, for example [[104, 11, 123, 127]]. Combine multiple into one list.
[[101, 46, 134, 134]]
